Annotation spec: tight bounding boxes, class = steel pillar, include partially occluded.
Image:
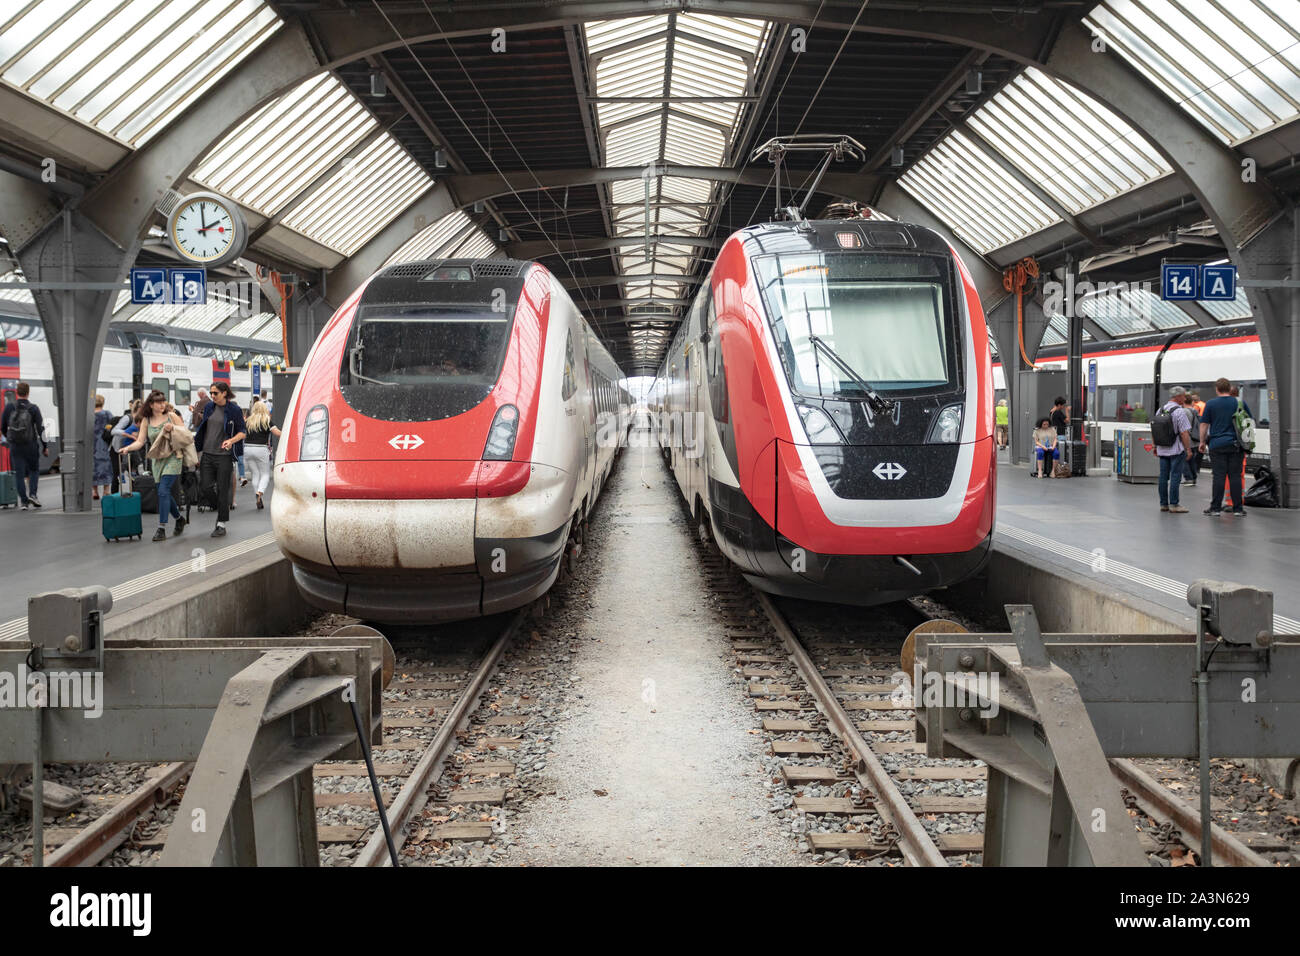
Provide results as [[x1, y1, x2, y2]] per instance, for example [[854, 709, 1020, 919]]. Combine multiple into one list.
[[986, 295, 1049, 466], [5, 203, 127, 513]]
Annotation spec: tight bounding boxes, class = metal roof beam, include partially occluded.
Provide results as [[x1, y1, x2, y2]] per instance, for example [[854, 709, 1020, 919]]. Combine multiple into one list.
[[508, 235, 723, 257]]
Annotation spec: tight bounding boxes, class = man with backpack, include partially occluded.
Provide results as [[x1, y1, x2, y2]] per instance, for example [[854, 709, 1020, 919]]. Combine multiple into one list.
[[1198, 377, 1256, 517], [1150, 386, 1194, 513], [0, 382, 49, 509]]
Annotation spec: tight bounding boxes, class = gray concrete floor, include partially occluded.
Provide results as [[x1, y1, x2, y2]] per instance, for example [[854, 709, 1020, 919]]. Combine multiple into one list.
[[994, 450, 1300, 628], [506, 435, 798, 865], [0, 477, 277, 626]]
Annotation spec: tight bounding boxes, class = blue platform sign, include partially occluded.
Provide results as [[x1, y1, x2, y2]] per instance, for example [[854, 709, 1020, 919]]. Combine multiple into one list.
[[1161, 263, 1199, 300], [169, 268, 206, 305], [130, 268, 167, 305], [251, 364, 261, 396], [1201, 264, 1236, 300], [1088, 359, 1097, 394]]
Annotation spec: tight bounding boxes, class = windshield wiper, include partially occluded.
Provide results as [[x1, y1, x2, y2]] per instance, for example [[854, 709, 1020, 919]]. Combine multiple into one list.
[[806, 334, 897, 422], [348, 345, 395, 386]]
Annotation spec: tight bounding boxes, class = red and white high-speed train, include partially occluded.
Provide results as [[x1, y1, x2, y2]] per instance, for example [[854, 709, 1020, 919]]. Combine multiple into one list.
[[652, 218, 996, 605], [272, 258, 630, 623]]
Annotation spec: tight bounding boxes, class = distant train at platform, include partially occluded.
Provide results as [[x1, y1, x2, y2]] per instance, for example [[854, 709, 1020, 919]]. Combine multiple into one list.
[[0, 314, 282, 472], [994, 325, 1271, 455], [272, 258, 631, 623], [651, 217, 996, 606]]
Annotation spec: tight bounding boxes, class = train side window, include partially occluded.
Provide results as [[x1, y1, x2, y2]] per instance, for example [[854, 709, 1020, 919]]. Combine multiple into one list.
[[561, 331, 576, 400], [174, 378, 191, 404], [1100, 386, 1118, 420], [150, 377, 169, 401]]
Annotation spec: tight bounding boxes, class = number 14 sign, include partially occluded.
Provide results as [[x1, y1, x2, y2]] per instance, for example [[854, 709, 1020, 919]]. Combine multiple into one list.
[[1160, 262, 1236, 302]]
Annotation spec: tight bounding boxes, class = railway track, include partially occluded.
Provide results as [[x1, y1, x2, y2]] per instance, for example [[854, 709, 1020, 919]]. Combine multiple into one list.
[[700, 549, 983, 865], [26, 614, 526, 867], [697, 542, 1292, 866]]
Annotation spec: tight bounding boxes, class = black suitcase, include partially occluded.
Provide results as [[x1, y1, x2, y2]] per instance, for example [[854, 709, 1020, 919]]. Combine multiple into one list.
[[133, 472, 159, 514]]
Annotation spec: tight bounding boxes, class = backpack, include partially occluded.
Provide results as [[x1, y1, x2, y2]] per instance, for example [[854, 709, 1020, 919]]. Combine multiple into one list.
[[1149, 405, 1177, 447], [6, 403, 35, 445], [1232, 398, 1256, 452]]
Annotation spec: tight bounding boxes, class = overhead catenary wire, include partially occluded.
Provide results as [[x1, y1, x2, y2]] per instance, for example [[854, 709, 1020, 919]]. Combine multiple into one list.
[[369, 0, 600, 321]]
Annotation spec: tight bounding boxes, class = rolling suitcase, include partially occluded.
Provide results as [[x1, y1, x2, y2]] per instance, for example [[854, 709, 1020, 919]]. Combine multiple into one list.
[[0, 470, 17, 508], [133, 471, 159, 513], [102, 456, 143, 541]]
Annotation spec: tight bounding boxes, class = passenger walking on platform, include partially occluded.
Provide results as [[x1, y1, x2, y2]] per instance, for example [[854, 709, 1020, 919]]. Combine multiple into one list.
[[119, 390, 189, 541], [1032, 417, 1058, 478], [1199, 377, 1254, 517], [243, 398, 281, 510], [210, 381, 242, 509], [194, 382, 246, 538], [0, 382, 49, 509], [1151, 386, 1194, 513], [995, 399, 1009, 449], [91, 394, 113, 501]]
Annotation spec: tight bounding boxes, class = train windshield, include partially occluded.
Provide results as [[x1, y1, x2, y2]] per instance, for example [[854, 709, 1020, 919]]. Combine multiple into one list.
[[755, 252, 959, 397], [338, 303, 516, 421]]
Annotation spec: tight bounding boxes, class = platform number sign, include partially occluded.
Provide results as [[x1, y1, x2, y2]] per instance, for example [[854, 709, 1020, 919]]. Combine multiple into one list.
[[170, 268, 206, 305], [130, 268, 167, 305], [131, 267, 207, 305], [1161, 263, 1198, 300], [1201, 264, 1236, 300]]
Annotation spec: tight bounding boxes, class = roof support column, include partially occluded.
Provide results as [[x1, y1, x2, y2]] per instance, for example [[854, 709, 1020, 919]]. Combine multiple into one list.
[[3, 189, 126, 513], [985, 292, 1049, 469], [1041, 18, 1294, 505]]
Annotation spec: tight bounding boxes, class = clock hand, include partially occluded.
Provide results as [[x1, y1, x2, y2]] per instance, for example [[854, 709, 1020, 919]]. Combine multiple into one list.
[[199, 204, 208, 232]]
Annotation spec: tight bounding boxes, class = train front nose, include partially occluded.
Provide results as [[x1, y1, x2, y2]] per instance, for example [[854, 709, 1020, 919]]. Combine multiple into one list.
[[273, 258, 569, 622]]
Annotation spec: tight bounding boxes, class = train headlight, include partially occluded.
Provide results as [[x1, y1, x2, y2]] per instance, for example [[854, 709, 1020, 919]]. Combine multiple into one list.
[[927, 404, 963, 443], [483, 404, 520, 460], [797, 404, 844, 444], [300, 404, 329, 460]]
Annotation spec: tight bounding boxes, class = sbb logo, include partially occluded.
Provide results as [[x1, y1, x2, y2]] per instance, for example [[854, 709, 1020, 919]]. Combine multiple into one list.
[[151, 362, 163, 373]]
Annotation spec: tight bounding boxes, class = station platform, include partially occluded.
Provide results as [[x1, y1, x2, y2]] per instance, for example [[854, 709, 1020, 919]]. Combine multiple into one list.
[[993, 454, 1300, 634], [0, 483, 279, 638]]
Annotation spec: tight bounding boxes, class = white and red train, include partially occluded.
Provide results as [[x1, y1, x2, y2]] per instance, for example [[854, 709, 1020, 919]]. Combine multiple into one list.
[[272, 259, 631, 623], [0, 315, 281, 471], [996, 325, 1271, 455], [651, 218, 997, 606]]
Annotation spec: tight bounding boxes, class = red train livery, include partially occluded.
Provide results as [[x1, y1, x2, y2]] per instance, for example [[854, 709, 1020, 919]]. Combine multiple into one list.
[[272, 259, 630, 622], [652, 218, 996, 605]]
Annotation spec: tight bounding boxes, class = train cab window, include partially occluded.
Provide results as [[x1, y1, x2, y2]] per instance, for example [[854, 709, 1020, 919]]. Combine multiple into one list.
[[561, 331, 576, 400], [338, 296, 519, 422], [174, 378, 191, 405], [754, 252, 959, 397], [150, 377, 170, 401]]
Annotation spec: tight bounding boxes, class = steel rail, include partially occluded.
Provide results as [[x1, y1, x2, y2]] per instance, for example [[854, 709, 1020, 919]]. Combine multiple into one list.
[[1110, 758, 1270, 868], [354, 610, 525, 867], [44, 762, 190, 868], [753, 591, 947, 867]]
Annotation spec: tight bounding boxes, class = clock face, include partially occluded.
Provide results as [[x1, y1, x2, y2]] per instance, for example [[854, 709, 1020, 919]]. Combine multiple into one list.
[[171, 199, 238, 263]]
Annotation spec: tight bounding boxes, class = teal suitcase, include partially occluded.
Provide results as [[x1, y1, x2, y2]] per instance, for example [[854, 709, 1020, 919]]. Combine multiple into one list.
[[102, 467, 142, 541], [0, 471, 16, 508]]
